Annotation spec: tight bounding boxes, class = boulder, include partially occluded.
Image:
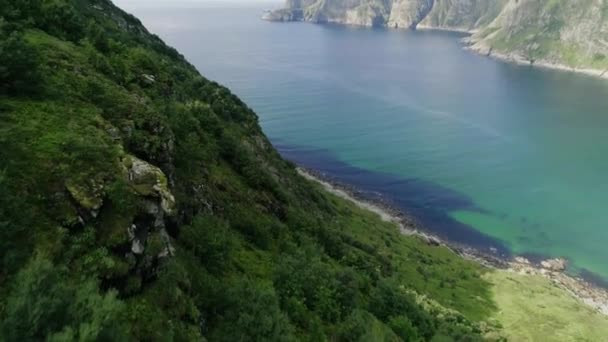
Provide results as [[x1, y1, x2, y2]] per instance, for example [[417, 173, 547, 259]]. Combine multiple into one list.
[[541, 258, 567, 272], [123, 155, 176, 216]]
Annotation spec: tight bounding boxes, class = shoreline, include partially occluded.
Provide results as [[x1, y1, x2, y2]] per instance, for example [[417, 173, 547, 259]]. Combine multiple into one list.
[[463, 41, 608, 80], [417, 26, 608, 80], [263, 15, 608, 80], [297, 167, 608, 316], [415, 24, 478, 35]]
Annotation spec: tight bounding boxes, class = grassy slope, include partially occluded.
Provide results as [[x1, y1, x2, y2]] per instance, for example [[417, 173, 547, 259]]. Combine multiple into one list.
[[2, 0, 607, 341], [475, 0, 608, 70], [485, 271, 608, 341], [0, 0, 497, 340], [420, 0, 507, 30]]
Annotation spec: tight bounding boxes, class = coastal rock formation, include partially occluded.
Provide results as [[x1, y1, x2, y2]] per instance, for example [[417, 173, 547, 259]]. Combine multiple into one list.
[[387, 0, 434, 29], [264, 0, 392, 26], [418, 0, 507, 31], [265, 0, 506, 29], [266, 0, 608, 74]]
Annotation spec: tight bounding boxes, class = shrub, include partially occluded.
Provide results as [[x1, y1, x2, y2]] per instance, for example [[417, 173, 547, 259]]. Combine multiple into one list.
[[0, 29, 41, 95]]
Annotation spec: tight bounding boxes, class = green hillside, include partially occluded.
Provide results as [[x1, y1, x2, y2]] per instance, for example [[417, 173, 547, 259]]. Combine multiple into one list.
[[471, 0, 608, 71], [0, 0, 500, 340]]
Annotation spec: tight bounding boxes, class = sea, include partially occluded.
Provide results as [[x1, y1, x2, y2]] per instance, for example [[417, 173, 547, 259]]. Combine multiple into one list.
[[125, 1, 608, 284]]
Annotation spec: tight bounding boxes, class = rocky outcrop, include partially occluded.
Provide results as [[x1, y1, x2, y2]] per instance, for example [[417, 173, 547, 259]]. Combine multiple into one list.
[[65, 152, 176, 261], [121, 155, 175, 258], [418, 0, 507, 32], [541, 258, 568, 272], [387, 0, 434, 29], [265, 0, 392, 27]]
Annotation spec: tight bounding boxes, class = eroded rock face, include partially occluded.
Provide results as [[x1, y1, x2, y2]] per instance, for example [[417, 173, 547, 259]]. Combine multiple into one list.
[[265, 0, 502, 29], [123, 155, 176, 216], [122, 155, 176, 258], [388, 0, 434, 29], [65, 152, 177, 261]]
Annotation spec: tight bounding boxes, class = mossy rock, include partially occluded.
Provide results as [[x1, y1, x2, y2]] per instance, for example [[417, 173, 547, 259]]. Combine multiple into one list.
[[122, 155, 175, 215], [65, 178, 104, 212]]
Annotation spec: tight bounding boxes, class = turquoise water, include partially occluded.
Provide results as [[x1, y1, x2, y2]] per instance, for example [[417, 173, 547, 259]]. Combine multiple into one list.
[[132, 4, 608, 282]]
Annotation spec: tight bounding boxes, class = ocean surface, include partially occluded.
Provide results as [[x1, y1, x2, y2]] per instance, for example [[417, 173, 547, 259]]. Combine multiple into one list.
[[129, 3, 608, 283]]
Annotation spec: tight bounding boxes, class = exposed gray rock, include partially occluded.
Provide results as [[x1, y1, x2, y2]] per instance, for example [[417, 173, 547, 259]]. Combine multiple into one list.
[[265, 0, 502, 29], [388, 0, 434, 29], [121, 155, 177, 257], [541, 258, 568, 272], [131, 239, 145, 255], [422, 234, 441, 246], [124, 155, 176, 216]]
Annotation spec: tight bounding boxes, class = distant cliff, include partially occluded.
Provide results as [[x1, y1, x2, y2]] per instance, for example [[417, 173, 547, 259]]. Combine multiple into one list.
[[264, 0, 506, 30], [265, 0, 608, 76], [468, 0, 608, 77]]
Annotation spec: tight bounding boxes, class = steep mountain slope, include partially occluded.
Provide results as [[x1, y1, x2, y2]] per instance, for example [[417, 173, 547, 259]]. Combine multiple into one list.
[[0, 0, 499, 340], [266, 0, 608, 74], [418, 0, 507, 32], [469, 0, 608, 73]]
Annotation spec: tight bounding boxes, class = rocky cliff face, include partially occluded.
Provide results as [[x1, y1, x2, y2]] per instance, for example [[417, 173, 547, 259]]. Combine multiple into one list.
[[265, 0, 505, 29], [266, 0, 608, 73], [418, 0, 507, 31], [265, 0, 393, 26], [387, 0, 434, 29]]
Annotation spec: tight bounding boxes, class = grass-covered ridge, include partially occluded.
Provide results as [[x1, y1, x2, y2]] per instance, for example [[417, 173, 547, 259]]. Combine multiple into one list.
[[0, 0, 501, 340], [470, 0, 608, 71]]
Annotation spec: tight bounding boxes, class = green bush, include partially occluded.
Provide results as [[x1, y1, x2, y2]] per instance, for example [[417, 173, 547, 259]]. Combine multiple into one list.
[[1, 256, 128, 341], [211, 280, 296, 342], [0, 29, 41, 95], [179, 214, 234, 274]]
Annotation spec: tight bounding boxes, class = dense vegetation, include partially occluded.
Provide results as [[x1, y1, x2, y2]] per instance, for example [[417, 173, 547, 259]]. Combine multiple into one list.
[[0, 0, 502, 340]]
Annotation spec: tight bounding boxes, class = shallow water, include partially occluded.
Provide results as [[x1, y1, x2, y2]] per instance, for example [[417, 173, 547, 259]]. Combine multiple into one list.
[[131, 3, 608, 281]]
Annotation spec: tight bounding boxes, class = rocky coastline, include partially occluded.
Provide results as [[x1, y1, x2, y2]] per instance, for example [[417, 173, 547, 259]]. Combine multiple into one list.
[[465, 42, 608, 81], [263, 0, 608, 81], [297, 167, 608, 316]]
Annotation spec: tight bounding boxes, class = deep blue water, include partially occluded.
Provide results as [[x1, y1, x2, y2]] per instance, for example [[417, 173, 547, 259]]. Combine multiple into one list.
[[129, 3, 608, 282]]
